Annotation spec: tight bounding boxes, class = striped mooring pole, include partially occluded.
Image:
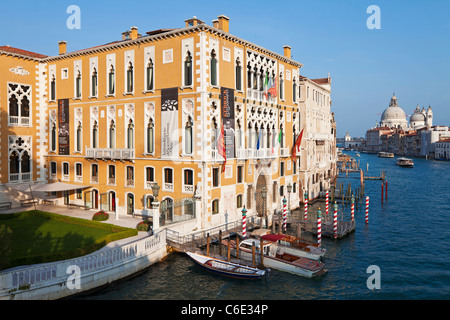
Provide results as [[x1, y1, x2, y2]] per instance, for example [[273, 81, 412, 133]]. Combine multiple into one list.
[[242, 206, 247, 238], [317, 208, 322, 247], [351, 196, 355, 222], [282, 197, 287, 232], [333, 201, 338, 239], [304, 192, 308, 221], [325, 190, 329, 216], [365, 196, 369, 224]]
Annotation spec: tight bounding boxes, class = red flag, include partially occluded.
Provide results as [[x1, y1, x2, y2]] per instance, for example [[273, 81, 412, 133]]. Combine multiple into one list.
[[217, 123, 226, 172], [291, 129, 304, 160]]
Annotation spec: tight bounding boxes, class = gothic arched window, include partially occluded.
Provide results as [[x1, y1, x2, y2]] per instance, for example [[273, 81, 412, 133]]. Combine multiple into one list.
[[184, 51, 193, 86]]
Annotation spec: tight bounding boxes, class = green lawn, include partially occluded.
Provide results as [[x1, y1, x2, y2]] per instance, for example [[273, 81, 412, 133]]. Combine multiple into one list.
[[0, 211, 137, 270]]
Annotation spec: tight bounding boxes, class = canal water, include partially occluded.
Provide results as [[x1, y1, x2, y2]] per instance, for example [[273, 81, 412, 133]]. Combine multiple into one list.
[[77, 152, 450, 301]]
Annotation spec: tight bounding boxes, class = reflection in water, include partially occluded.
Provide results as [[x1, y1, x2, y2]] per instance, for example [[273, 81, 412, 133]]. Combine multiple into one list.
[[77, 153, 450, 300]]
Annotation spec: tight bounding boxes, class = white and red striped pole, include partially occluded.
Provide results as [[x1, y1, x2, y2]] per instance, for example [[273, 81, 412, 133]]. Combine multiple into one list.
[[365, 196, 369, 224], [333, 201, 338, 239], [242, 206, 247, 238], [282, 197, 287, 232], [304, 192, 308, 221], [317, 208, 322, 247], [351, 196, 355, 223], [325, 190, 329, 217]]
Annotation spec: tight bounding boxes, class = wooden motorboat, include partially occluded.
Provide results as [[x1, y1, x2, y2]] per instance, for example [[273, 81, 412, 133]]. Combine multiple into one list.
[[185, 252, 265, 280], [251, 233, 326, 261], [225, 237, 326, 278], [396, 157, 414, 167]]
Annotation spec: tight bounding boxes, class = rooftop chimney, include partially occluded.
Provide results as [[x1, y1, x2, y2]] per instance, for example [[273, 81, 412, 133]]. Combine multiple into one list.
[[122, 27, 141, 41], [283, 45, 291, 59], [217, 15, 230, 33], [212, 19, 219, 29], [58, 41, 67, 55], [185, 16, 205, 27], [130, 26, 139, 40]]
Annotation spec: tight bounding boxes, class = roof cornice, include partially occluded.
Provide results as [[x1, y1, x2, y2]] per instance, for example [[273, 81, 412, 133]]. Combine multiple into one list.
[[42, 24, 304, 68]]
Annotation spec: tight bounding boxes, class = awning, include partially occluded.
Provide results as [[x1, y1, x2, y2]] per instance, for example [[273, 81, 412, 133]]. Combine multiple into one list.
[[8, 182, 91, 193]]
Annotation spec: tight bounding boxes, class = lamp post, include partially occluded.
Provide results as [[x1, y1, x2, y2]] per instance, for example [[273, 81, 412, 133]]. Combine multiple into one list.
[[261, 186, 267, 228], [287, 182, 292, 216]]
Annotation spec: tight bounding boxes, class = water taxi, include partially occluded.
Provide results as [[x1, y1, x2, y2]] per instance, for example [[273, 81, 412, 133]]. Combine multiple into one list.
[[396, 157, 414, 167], [377, 152, 394, 158], [225, 236, 327, 278]]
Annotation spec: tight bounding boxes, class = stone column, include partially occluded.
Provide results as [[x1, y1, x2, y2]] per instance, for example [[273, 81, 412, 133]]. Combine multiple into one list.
[[152, 201, 160, 231]]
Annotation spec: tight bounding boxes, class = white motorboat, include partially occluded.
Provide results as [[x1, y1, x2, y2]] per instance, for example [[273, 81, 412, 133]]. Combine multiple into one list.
[[225, 236, 327, 278]]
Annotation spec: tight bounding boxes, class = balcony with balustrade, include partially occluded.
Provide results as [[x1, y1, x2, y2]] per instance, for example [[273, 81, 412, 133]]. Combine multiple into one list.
[[85, 147, 135, 161]]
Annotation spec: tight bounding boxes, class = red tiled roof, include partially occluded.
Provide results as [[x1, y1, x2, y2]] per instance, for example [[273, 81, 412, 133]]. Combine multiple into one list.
[[0, 45, 47, 59], [311, 77, 331, 85], [439, 137, 450, 143]]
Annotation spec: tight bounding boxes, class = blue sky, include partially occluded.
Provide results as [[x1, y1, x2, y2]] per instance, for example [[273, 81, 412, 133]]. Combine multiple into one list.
[[1, 0, 449, 137]]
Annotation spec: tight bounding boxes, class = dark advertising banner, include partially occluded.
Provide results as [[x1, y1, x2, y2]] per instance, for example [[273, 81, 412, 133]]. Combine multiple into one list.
[[58, 98, 70, 155], [221, 87, 235, 159], [161, 88, 179, 159]]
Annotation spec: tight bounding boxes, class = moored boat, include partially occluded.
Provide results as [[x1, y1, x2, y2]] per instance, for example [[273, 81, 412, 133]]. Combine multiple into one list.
[[251, 233, 327, 261], [185, 252, 266, 280], [225, 237, 327, 278], [396, 157, 414, 167]]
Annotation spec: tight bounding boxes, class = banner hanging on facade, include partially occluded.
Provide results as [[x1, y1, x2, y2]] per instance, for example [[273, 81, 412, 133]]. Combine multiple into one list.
[[221, 87, 235, 159], [58, 98, 70, 155], [161, 88, 179, 159]]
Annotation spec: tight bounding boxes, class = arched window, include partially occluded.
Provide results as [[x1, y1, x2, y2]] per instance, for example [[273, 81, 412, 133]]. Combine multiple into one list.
[[185, 116, 193, 154], [9, 94, 18, 117], [293, 78, 297, 102], [236, 194, 243, 208], [210, 50, 217, 86], [266, 124, 271, 149], [21, 96, 29, 118], [259, 68, 264, 91], [127, 119, 134, 149], [146, 119, 154, 154], [248, 122, 253, 149], [9, 151, 19, 174], [247, 64, 252, 89], [235, 58, 242, 91], [211, 118, 218, 150], [51, 123, 57, 151], [253, 66, 258, 89], [50, 75, 56, 101], [280, 125, 284, 148], [146, 59, 154, 91], [127, 62, 134, 93], [92, 121, 98, 148], [184, 51, 193, 86], [279, 73, 284, 100], [236, 120, 242, 149], [109, 120, 115, 149], [108, 65, 115, 94], [75, 71, 82, 98], [91, 68, 98, 97], [212, 199, 219, 214], [76, 121, 82, 152]]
